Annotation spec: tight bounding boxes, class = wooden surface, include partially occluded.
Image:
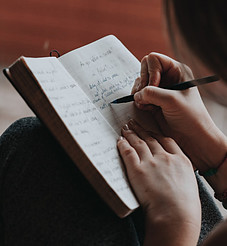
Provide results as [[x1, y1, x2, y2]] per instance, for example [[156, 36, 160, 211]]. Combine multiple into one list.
[[0, 0, 171, 65]]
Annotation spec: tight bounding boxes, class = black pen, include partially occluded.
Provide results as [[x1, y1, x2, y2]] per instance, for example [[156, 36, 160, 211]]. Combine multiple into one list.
[[111, 75, 219, 104]]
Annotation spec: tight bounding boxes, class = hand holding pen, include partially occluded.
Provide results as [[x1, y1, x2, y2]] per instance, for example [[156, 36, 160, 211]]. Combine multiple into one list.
[[111, 75, 219, 104], [116, 52, 225, 174], [116, 53, 211, 240]]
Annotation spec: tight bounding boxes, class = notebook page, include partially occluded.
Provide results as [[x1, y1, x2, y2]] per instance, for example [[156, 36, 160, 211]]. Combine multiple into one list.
[[24, 57, 139, 210], [59, 35, 156, 134]]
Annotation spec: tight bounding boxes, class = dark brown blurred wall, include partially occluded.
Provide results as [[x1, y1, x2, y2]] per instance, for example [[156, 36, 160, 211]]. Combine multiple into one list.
[[0, 0, 171, 65]]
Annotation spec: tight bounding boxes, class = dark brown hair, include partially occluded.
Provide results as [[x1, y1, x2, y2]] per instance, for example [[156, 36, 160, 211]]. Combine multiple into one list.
[[164, 0, 227, 81]]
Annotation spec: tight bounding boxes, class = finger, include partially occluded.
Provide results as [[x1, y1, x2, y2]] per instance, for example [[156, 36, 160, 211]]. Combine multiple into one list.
[[131, 109, 163, 135], [149, 52, 178, 74], [147, 53, 162, 86], [134, 86, 178, 109], [131, 77, 142, 94], [152, 109, 170, 136], [140, 53, 181, 90], [147, 52, 186, 87], [121, 124, 152, 160], [152, 135, 183, 154], [134, 102, 158, 112], [117, 137, 140, 168], [140, 56, 149, 89], [127, 119, 165, 155], [129, 119, 183, 155]]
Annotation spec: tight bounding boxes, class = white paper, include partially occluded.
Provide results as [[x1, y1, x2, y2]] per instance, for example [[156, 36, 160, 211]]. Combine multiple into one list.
[[24, 56, 139, 210], [59, 35, 154, 134]]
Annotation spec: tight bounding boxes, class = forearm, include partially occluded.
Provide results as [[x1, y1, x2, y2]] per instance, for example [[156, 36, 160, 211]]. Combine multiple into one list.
[[181, 123, 227, 196]]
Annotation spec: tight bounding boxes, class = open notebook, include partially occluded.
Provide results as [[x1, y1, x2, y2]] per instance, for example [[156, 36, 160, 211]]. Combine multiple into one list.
[[4, 35, 158, 217]]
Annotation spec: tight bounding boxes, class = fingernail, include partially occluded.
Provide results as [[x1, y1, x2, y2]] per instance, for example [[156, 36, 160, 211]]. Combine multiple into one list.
[[122, 124, 129, 131], [128, 119, 135, 127], [118, 136, 124, 141]]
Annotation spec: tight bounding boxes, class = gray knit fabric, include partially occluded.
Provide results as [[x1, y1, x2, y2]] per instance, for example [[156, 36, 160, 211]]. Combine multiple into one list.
[[0, 117, 223, 245]]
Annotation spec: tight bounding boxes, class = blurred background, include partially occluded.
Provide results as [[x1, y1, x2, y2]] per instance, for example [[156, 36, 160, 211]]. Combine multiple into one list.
[[0, 0, 171, 134], [0, 0, 170, 64], [0, 0, 227, 215]]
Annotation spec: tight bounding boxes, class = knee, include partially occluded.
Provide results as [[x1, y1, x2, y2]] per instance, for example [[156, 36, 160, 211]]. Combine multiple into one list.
[[1, 117, 45, 141], [0, 116, 72, 185], [0, 117, 57, 162]]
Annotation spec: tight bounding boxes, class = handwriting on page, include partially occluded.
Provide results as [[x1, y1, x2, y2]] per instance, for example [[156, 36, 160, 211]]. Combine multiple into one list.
[[24, 57, 138, 208], [59, 37, 141, 134], [79, 48, 132, 111]]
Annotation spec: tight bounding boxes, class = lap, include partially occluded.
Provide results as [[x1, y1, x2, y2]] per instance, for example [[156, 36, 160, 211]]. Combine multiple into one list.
[[0, 117, 143, 246], [0, 117, 223, 245]]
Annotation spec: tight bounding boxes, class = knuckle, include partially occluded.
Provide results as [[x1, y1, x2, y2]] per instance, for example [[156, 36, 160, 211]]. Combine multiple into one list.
[[163, 152, 191, 167], [132, 166, 145, 177], [148, 52, 159, 60], [143, 87, 153, 100], [164, 154, 172, 163], [134, 139, 146, 147], [145, 136, 156, 143], [147, 53, 156, 61], [173, 154, 191, 168], [175, 64, 182, 76], [147, 53, 159, 67], [150, 51, 159, 56], [122, 148, 134, 157], [141, 55, 148, 64], [163, 137, 175, 145], [180, 154, 191, 165], [181, 63, 192, 74], [159, 153, 172, 164], [147, 159, 157, 168]]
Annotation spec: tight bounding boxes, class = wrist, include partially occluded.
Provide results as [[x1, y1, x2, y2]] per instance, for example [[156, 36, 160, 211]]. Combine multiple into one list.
[[182, 123, 227, 172], [202, 156, 227, 194], [187, 121, 227, 195], [144, 212, 200, 246]]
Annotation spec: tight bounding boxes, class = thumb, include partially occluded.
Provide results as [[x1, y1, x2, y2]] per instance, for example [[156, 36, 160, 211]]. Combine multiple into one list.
[[134, 86, 178, 109]]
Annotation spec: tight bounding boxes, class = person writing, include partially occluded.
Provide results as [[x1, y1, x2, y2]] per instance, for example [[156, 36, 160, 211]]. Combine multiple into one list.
[[0, 0, 226, 245], [117, 0, 227, 245]]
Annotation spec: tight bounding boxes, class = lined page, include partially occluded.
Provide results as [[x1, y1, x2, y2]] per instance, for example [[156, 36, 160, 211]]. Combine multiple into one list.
[[59, 35, 157, 134], [24, 57, 139, 210]]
